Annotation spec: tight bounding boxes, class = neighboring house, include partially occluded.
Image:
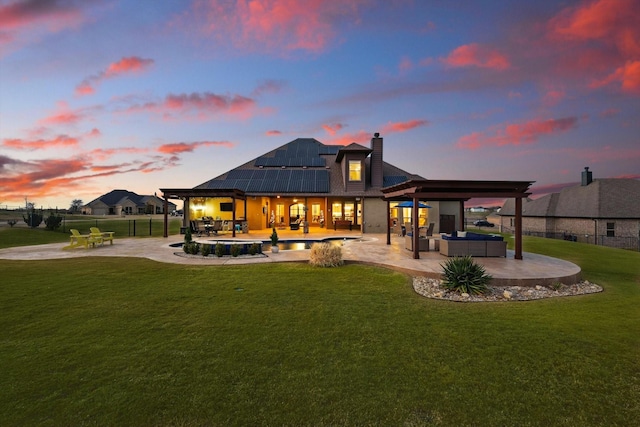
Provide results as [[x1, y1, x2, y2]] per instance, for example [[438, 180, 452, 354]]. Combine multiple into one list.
[[83, 190, 176, 216], [499, 168, 640, 250], [162, 134, 461, 234]]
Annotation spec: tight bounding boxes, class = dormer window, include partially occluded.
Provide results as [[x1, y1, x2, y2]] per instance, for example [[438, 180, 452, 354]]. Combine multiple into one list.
[[349, 160, 362, 181]]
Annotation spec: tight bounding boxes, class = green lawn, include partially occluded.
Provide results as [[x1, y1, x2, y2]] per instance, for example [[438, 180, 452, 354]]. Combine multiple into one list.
[[0, 236, 638, 426], [0, 218, 182, 249]]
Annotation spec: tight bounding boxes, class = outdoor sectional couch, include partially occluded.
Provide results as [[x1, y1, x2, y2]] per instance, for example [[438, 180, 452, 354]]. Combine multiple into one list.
[[439, 231, 507, 257]]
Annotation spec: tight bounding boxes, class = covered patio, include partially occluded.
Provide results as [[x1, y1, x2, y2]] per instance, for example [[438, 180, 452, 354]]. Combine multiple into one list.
[[382, 179, 533, 260], [160, 188, 247, 238]]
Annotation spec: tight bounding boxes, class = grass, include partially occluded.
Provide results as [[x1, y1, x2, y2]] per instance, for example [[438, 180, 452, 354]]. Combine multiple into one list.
[[0, 236, 638, 425], [0, 218, 182, 249]]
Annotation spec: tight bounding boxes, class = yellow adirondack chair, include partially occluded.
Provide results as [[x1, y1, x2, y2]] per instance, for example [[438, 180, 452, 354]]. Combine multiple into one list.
[[90, 227, 115, 245], [64, 229, 101, 249]]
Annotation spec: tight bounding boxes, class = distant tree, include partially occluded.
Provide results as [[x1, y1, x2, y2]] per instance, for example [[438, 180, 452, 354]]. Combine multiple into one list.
[[23, 207, 43, 228], [44, 213, 63, 230], [70, 199, 83, 213]]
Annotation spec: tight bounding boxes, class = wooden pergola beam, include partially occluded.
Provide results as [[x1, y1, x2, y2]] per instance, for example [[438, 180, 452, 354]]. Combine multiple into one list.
[[381, 179, 534, 260]]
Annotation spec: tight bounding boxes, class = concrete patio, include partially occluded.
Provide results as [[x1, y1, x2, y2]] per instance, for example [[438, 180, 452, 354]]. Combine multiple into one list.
[[0, 228, 581, 287]]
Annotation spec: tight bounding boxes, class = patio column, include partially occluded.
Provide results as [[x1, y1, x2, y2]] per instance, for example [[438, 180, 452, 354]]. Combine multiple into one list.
[[386, 201, 391, 245], [459, 200, 465, 231], [412, 197, 419, 259], [163, 197, 168, 238], [515, 197, 523, 260], [232, 197, 236, 237]]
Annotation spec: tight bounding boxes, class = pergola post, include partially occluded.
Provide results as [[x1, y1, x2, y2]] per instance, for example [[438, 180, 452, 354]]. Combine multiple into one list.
[[459, 200, 465, 231], [386, 201, 391, 245], [163, 197, 168, 237], [515, 197, 523, 260], [412, 197, 419, 259]]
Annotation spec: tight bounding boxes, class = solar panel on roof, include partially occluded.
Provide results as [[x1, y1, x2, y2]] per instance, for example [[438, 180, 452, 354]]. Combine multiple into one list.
[[264, 170, 279, 180], [288, 181, 303, 192], [273, 180, 289, 192], [383, 176, 408, 187]]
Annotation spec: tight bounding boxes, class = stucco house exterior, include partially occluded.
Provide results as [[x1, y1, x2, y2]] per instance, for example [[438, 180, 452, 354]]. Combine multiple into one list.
[[162, 134, 461, 234], [499, 168, 640, 250], [83, 190, 176, 216]]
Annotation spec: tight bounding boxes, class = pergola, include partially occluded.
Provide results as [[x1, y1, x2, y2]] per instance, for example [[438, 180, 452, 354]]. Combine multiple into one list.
[[160, 188, 247, 238], [381, 179, 533, 260]]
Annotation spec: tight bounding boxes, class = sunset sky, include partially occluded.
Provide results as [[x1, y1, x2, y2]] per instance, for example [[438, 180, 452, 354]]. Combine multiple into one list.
[[1, 0, 639, 210]]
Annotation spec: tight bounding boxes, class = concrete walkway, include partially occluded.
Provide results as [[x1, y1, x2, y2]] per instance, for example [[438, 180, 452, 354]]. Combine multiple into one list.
[[0, 232, 581, 286]]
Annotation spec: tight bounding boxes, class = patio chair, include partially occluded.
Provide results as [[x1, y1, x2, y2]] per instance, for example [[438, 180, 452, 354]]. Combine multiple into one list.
[[420, 222, 435, 237], [90, 227, 115, 245], [65, 229, 101, 249], [190, 220, 204, 237]]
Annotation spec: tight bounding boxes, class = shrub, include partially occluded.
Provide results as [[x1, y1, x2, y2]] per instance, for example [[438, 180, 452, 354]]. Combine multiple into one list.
[[183, 242, 199, 255], [23, 211, 43, 228], [248, 243, 261, 255], [201, 244, 211, 257], [184, 227, 192, 244], [230, 244, 241, 257], [7, 219, 17, 228], [215, 243, 225, 257], [440, 256, 492, 295], [44, 213, 63, 231], [270, 228, 279, 246], [309, 242, 343, 267]]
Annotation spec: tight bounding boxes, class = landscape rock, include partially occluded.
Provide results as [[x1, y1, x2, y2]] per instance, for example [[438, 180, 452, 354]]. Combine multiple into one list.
[[413, 277, 603, 302]]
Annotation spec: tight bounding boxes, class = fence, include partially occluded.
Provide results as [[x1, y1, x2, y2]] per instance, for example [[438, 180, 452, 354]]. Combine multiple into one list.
[[522, 230, 639, 251], [2, 209, 181, 237]]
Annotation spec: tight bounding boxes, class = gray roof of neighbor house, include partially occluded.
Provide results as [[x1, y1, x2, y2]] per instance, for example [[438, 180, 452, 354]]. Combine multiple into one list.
[[195, 137, 423, 196], [500, 178, 640, 218], [86, 190, 175, 208]]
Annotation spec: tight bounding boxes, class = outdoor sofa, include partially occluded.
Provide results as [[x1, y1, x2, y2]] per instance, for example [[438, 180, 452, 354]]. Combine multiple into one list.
[[439, 231, 507, 257]]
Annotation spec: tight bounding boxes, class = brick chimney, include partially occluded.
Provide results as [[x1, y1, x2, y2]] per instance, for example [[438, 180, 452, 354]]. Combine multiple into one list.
[[371, 133, 383, 188], [581, 166, 593, 186]]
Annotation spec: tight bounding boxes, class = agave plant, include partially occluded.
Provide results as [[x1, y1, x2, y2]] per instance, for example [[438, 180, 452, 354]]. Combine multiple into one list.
[[440, 256, 492, 295]]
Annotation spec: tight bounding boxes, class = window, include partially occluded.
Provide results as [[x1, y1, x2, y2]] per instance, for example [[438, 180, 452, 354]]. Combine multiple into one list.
[[606, 222, 615, 237], [332, 202, 342, 221], [348, 160, 361, 181], [276, 204, 285, 225]]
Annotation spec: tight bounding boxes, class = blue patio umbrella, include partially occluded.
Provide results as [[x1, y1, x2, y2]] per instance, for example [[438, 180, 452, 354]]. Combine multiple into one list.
[[396, 201, 431, 208]]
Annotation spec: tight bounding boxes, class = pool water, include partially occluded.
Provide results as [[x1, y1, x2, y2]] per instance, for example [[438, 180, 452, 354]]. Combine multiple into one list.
[[266, 238, 352, 251]]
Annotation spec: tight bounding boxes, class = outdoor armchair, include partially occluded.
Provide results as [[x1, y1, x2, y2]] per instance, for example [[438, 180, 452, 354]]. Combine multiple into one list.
[[90, 227, 115, 245]]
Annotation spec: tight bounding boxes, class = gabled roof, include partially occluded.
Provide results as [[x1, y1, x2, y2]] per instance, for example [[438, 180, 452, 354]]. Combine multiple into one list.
[[500, 178, 640, 218], [87, 189, 144, 207], [86, 190, 175, 208], [335, 142, 372, 162], [195, 137, 423, 196]]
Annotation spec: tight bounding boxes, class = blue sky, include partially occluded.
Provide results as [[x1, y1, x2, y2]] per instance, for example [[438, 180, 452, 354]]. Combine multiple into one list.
[[1, 0, 638, 209]]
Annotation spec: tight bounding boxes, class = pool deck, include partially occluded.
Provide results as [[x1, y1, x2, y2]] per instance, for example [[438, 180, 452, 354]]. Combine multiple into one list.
[[0, 229, 581, 287]]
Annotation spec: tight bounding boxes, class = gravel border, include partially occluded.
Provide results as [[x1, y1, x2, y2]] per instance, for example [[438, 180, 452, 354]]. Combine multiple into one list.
[[413, 277, 603, 302]]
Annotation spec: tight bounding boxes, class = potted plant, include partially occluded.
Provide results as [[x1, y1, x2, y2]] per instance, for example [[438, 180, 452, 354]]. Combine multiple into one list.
[[270, 228, 279, 253]]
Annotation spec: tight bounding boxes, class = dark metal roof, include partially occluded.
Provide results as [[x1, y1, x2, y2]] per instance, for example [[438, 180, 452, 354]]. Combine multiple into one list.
[[382, 179, 533, 201]]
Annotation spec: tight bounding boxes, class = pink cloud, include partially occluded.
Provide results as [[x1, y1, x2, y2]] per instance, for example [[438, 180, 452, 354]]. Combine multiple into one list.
[[542, 89, 565, 106], [457, 117, 579, 150], [590, 60, 640, 94], [266, 130, 282, 136], [2, 134, 80, 151], [75, 56, 154, 96], [89, 147, 149, 161], [398, 56, 413, 73], [441, 43, 510, 70], [549, 0, 640, 57], [157, 140, 234, 155], [39, 111, 83, 125], [125, 91, 257, 120], [381, 119, 429, 134], [322, 123, 345, 136], [0, 0, 88, 55], [599, 108, 620, 118], [327, 130, 371, 146], [185, 0, 366, 55], [252, 79, 286, 97]]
